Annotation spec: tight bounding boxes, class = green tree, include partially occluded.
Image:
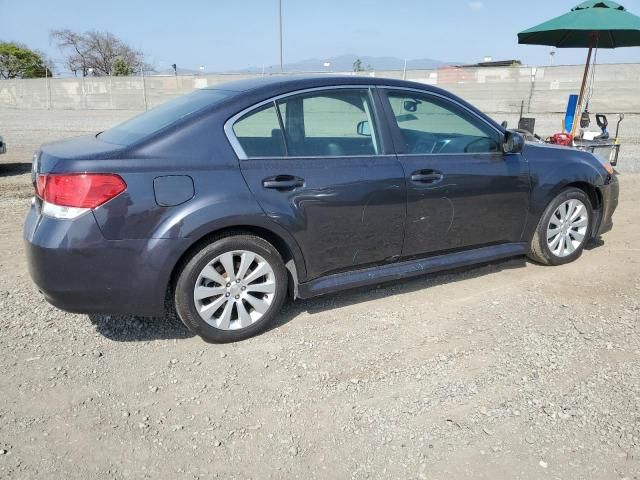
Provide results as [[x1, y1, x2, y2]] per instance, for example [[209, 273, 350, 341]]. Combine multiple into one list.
[[111, 57, 131, 76], [352, 58, 364, 73], [0, 42, 51, 79]]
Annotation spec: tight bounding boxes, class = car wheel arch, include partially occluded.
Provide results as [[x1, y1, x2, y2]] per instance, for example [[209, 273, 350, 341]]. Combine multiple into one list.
[[565, 181, 602, 210], [524, 162, 605, 243], [543, 181, 601, 220], [165, 222, 307, 306]]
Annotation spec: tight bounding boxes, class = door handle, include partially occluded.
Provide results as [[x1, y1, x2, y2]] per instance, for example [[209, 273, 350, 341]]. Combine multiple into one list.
[[262, 175, 305, 190], [410, 171, 443, 184]]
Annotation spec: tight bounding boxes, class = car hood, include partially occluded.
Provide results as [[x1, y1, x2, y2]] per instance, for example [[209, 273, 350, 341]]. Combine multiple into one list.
[[524, 141, 598, 162]]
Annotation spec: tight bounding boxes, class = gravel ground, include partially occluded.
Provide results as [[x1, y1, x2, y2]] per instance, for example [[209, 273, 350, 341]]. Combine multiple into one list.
[[0, 109, 639, 479]]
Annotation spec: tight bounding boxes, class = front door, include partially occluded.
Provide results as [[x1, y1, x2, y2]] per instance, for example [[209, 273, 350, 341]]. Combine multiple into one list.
[[381, 89, 530, 257], [232, 87, 406, 280]]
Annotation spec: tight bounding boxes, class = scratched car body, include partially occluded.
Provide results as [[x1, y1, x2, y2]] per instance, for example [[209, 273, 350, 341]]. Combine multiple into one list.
[[24, 76, 619, 342]]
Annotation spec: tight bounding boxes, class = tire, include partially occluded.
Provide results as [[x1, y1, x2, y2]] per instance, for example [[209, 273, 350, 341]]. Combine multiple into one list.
[[528, 187, 593, 266], [174, 235, 288, 343]]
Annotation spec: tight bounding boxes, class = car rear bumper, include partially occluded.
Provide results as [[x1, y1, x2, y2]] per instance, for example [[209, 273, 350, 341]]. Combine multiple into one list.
[[24, 200, 190, 317], [595, 174, 619, 236]]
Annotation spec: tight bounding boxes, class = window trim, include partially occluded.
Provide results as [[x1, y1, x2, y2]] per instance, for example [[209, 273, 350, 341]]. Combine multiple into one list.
[[379, 87, 505, 156], [224, 85, 383, 160]]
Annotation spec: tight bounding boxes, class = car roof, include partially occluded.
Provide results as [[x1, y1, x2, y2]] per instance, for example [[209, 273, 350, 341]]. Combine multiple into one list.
[[198, 74, 503, 135], [203, 74, 440, 95]]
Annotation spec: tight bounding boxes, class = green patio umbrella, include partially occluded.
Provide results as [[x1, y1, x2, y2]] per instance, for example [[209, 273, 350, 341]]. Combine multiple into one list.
[[518, 0, 640, 135]]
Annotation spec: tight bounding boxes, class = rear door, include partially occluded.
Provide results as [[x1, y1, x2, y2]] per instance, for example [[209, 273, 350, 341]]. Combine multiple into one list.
[[230, 87, 406, 281], [380, 88, 530, 257]]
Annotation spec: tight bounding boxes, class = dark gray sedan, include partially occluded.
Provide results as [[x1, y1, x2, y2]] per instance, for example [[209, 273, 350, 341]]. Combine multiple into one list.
[[25, 76, 618, 342]]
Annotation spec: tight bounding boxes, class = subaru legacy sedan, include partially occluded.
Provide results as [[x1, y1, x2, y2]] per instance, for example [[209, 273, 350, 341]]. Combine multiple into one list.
[[25, 76, 618, 342]]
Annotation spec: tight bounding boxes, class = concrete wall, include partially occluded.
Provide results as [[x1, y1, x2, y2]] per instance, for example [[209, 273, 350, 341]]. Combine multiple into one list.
[[1, 63, 639, 114]]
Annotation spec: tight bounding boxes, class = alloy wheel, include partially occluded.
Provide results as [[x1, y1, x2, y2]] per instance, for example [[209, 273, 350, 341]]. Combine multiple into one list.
[[546, 199, 589, 258], [193, 250, 276, 330]]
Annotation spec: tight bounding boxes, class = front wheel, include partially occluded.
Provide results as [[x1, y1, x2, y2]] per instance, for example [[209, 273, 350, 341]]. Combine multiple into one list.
[[174, 235, 288, 343], [528, 188, 593, 266]]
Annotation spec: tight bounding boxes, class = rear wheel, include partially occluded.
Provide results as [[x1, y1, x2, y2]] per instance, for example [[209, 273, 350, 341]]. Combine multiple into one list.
[[174, 235, 288, 343], [528, 187, 593, 266]]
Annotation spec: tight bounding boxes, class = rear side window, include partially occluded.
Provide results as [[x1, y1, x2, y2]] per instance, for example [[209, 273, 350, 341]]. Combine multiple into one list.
[[277, 89, 379, 157], [232, 104, 286, 157], [99, 89, 233, 146], [230, 88, 380, 158]]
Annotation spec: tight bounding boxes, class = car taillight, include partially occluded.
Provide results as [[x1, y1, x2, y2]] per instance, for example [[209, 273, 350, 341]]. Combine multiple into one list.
[[36, 173, 126, 209]]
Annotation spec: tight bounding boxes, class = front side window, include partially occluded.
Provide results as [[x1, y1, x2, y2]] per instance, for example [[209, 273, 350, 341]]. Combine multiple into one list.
[[386, 91, 501, 155]]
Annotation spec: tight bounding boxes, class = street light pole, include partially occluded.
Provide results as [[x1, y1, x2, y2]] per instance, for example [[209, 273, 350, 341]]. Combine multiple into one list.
[[279, 0, 283, 72]]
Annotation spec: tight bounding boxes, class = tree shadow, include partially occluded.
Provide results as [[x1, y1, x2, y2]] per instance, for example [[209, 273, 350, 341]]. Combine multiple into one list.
[[0, 163, 32, 177]]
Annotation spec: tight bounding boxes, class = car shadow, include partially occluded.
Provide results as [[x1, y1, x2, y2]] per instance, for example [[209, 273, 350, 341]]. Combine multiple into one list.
[[584, 237, 605, 250], [88, 312, 195, 342], [0, 162, 32, 177], [88, 256, 528, 343], [266, 256, 528, 333]]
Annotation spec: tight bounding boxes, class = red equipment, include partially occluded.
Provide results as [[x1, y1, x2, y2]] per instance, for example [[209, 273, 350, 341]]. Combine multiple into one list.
[[548, 133, 573, 146]]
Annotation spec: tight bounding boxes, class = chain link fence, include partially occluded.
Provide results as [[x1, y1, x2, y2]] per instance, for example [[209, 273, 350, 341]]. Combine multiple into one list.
[[1, 63, 639, 114]]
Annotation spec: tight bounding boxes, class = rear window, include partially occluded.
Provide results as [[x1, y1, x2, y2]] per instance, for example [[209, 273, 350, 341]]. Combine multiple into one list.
[[98, 89, 233, 146]]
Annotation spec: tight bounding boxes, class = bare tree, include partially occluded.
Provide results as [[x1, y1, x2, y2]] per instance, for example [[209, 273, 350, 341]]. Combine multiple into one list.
[[50, 29, 146, 76], [50, 29, 90, 76]]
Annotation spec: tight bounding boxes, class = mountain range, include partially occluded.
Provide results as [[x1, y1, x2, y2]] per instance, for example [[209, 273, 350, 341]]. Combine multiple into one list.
[[155, 54, 455, 75], [236, 54, 454, 73]]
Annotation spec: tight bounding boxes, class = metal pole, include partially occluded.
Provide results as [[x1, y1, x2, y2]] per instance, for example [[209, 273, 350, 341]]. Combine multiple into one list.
[[45, 66, 51, 110], [141, 68, 148, 111], [570, 46, 593, 138], [108, 70, 113, 109], [402, 59, 407, 80], [81, 74, 87, 109], [279, 0, 283, 72]]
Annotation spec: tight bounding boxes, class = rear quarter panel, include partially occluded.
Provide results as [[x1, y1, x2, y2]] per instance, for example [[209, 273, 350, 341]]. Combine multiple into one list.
[[87, 108, 308, 281]]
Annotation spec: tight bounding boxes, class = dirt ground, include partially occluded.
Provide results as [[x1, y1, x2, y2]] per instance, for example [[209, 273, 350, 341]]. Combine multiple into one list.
[[0, 108, 639, 479]]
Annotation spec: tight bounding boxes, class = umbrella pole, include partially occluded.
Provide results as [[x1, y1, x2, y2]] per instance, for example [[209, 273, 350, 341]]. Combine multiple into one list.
[[571, 46, 593, 138]]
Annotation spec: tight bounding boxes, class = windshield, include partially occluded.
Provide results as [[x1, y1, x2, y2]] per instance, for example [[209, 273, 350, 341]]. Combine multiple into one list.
[[98, 89, 234, 146]]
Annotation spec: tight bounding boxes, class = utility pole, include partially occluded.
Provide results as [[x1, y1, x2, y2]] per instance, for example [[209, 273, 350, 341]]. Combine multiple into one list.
[[141, 68, 148, 111], [279, 0, 283, 72], [45, 65, 51, 110]]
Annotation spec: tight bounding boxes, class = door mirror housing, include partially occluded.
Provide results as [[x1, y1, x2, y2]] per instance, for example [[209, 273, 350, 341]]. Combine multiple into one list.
[[356, 120, 371, 136], [403, 100, 419, 112], [500, 120, 508, 128], [503, 130, 524, 154]]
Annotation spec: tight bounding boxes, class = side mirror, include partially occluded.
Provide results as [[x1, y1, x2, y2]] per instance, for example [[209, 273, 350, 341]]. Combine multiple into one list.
[[501, 120, 508, 128], [503, 130, 524, 154], [403, 100, 419, 112], [356, 120, 371, 136]]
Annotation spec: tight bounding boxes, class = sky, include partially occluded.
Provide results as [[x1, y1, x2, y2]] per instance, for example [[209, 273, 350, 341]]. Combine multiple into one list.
[[2, 0, 640, 74]]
